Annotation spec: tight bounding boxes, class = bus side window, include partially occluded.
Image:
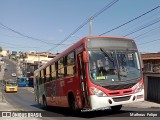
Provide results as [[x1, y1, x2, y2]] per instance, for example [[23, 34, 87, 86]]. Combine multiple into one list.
[[64, 56, 67, 76], [46, 66, 50, 82], [36, 76, 38, 89], [55, 61, 58, 79], [41, 70, 44, 84], [58, 58, 65, 78], [49, 65, 52, 81], [39, 71, 42, 85], [51, 63, 56, 80], [67, 51, 76, 76], [44, 68, 46, 83]]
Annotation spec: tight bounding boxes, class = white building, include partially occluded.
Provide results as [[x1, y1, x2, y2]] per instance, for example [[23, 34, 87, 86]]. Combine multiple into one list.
[[0, 50, 9, 57]]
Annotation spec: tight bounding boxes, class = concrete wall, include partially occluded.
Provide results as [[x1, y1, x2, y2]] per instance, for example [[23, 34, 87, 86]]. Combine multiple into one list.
[[25, 54, 53, 64], [0, 50, 8, 57]]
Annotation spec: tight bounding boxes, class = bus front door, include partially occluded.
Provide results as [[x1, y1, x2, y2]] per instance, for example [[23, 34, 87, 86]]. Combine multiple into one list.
[[78, 53, 89, 108]]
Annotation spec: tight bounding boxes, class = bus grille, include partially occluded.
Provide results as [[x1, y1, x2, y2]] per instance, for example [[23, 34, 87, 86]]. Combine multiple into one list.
[[103, 83, 136, 90], [113, 96, 131, 102]]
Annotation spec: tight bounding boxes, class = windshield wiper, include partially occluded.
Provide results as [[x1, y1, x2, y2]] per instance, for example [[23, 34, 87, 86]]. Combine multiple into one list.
[[100, 48, 114, 62]]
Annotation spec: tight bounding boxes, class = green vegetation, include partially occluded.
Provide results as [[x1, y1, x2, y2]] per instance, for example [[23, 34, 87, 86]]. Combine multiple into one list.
[[0, 47, 2, 52]]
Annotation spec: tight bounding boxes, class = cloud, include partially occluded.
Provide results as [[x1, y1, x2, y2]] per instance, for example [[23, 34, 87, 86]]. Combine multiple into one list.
[[57, 29, 64, 33]]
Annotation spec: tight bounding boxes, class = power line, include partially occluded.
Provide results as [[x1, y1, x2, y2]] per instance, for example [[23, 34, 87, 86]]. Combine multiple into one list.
[[99, 6, 160, 36], [0, 0, 119, 52], [0, 33, 25, 39], [124, 17, 160, 37], [0, 22, 52, 45], [132, 25, 160, 39], [0, 31, 74, 46], [138, 38, 160, 45], [0, 42, 45, 49], [47, 0, 119, 52], [92, 0, 119, 19], [118, 10, 160, 36], [0, 41, 72, 52]]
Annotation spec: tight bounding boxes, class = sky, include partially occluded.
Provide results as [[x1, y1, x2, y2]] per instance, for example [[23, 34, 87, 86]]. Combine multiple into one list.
[[0, 0, 160, 54]]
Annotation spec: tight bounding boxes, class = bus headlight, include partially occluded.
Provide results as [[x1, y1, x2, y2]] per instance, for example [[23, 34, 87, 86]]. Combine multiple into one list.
[[90, 87, 107, 97], [135, 83, 143, 93]]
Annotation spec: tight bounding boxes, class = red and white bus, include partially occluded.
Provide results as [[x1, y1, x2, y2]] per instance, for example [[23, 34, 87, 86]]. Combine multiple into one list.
[[34, 36, 144, 111]]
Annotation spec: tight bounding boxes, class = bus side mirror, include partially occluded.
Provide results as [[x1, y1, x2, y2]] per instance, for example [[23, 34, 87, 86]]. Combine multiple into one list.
[[83, 51, 88, 63]]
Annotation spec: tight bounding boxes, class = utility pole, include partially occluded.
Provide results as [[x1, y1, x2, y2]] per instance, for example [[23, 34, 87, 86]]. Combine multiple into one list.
[[89, 16, 93, 36], [37, 53, 40, 68]]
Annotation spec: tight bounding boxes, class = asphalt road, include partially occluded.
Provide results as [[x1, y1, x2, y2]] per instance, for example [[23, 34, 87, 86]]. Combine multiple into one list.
[[3, 57, 17, 81], [2, 58, 160, 120], [3, 88, 160, 120]]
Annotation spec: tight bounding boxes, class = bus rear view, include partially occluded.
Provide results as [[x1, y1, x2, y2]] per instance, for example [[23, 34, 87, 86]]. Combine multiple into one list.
[[87, 37, 144, 111]]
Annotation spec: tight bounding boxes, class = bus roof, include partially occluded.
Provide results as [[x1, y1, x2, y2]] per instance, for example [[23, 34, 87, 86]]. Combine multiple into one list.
[[34, 36, 133, 73]]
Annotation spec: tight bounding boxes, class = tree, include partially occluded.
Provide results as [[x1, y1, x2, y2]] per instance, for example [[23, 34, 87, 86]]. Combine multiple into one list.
[[0, 47, 2, 52]]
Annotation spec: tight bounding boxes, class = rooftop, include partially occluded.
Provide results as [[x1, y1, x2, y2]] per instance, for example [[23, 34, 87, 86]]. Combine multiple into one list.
[[141, 53, 160, 60]]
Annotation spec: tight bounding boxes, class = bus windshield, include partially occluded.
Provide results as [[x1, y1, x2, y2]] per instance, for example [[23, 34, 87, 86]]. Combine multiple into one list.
[[88, 50, 141, 83]]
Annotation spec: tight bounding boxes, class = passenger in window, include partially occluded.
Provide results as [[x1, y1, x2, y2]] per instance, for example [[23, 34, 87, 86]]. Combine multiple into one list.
[[91, 62, 97, 79], [97, 60, 107, 76]]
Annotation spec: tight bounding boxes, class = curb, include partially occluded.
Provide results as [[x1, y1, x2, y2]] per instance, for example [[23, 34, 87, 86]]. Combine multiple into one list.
[[123, 101, 160, 108], [0, 90, 6, 103]]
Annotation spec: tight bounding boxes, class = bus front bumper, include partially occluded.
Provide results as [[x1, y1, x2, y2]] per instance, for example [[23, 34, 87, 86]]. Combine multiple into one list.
[[89, 89, 144, 110]]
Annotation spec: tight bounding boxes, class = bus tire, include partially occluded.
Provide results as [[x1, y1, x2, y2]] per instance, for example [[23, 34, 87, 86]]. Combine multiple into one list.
[[68, 93, 77, 111], [111, 105, 122, 112], [42, 96, 48, 110]]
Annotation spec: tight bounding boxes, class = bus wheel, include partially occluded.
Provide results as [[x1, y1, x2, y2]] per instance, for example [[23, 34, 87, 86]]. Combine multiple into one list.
[[69, 94, 77, 111], [111, 105, 122, 112], [43, 96, 48, 110]]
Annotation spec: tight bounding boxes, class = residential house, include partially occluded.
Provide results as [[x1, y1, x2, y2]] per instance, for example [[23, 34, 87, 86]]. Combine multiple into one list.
[[141, 53, 160, 103]]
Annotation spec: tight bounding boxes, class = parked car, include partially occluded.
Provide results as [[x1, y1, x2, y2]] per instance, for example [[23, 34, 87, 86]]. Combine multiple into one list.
[[11, 73, 16, 77]]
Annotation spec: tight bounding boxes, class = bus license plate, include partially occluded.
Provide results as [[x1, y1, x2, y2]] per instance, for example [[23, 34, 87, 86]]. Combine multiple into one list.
[[10, 88, 14, 91]]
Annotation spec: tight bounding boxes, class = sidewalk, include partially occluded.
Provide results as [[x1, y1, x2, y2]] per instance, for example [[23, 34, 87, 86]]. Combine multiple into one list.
[[0, 67, 40, 120], [123, 100, 160, 108], [0, 62, 19, 111]]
